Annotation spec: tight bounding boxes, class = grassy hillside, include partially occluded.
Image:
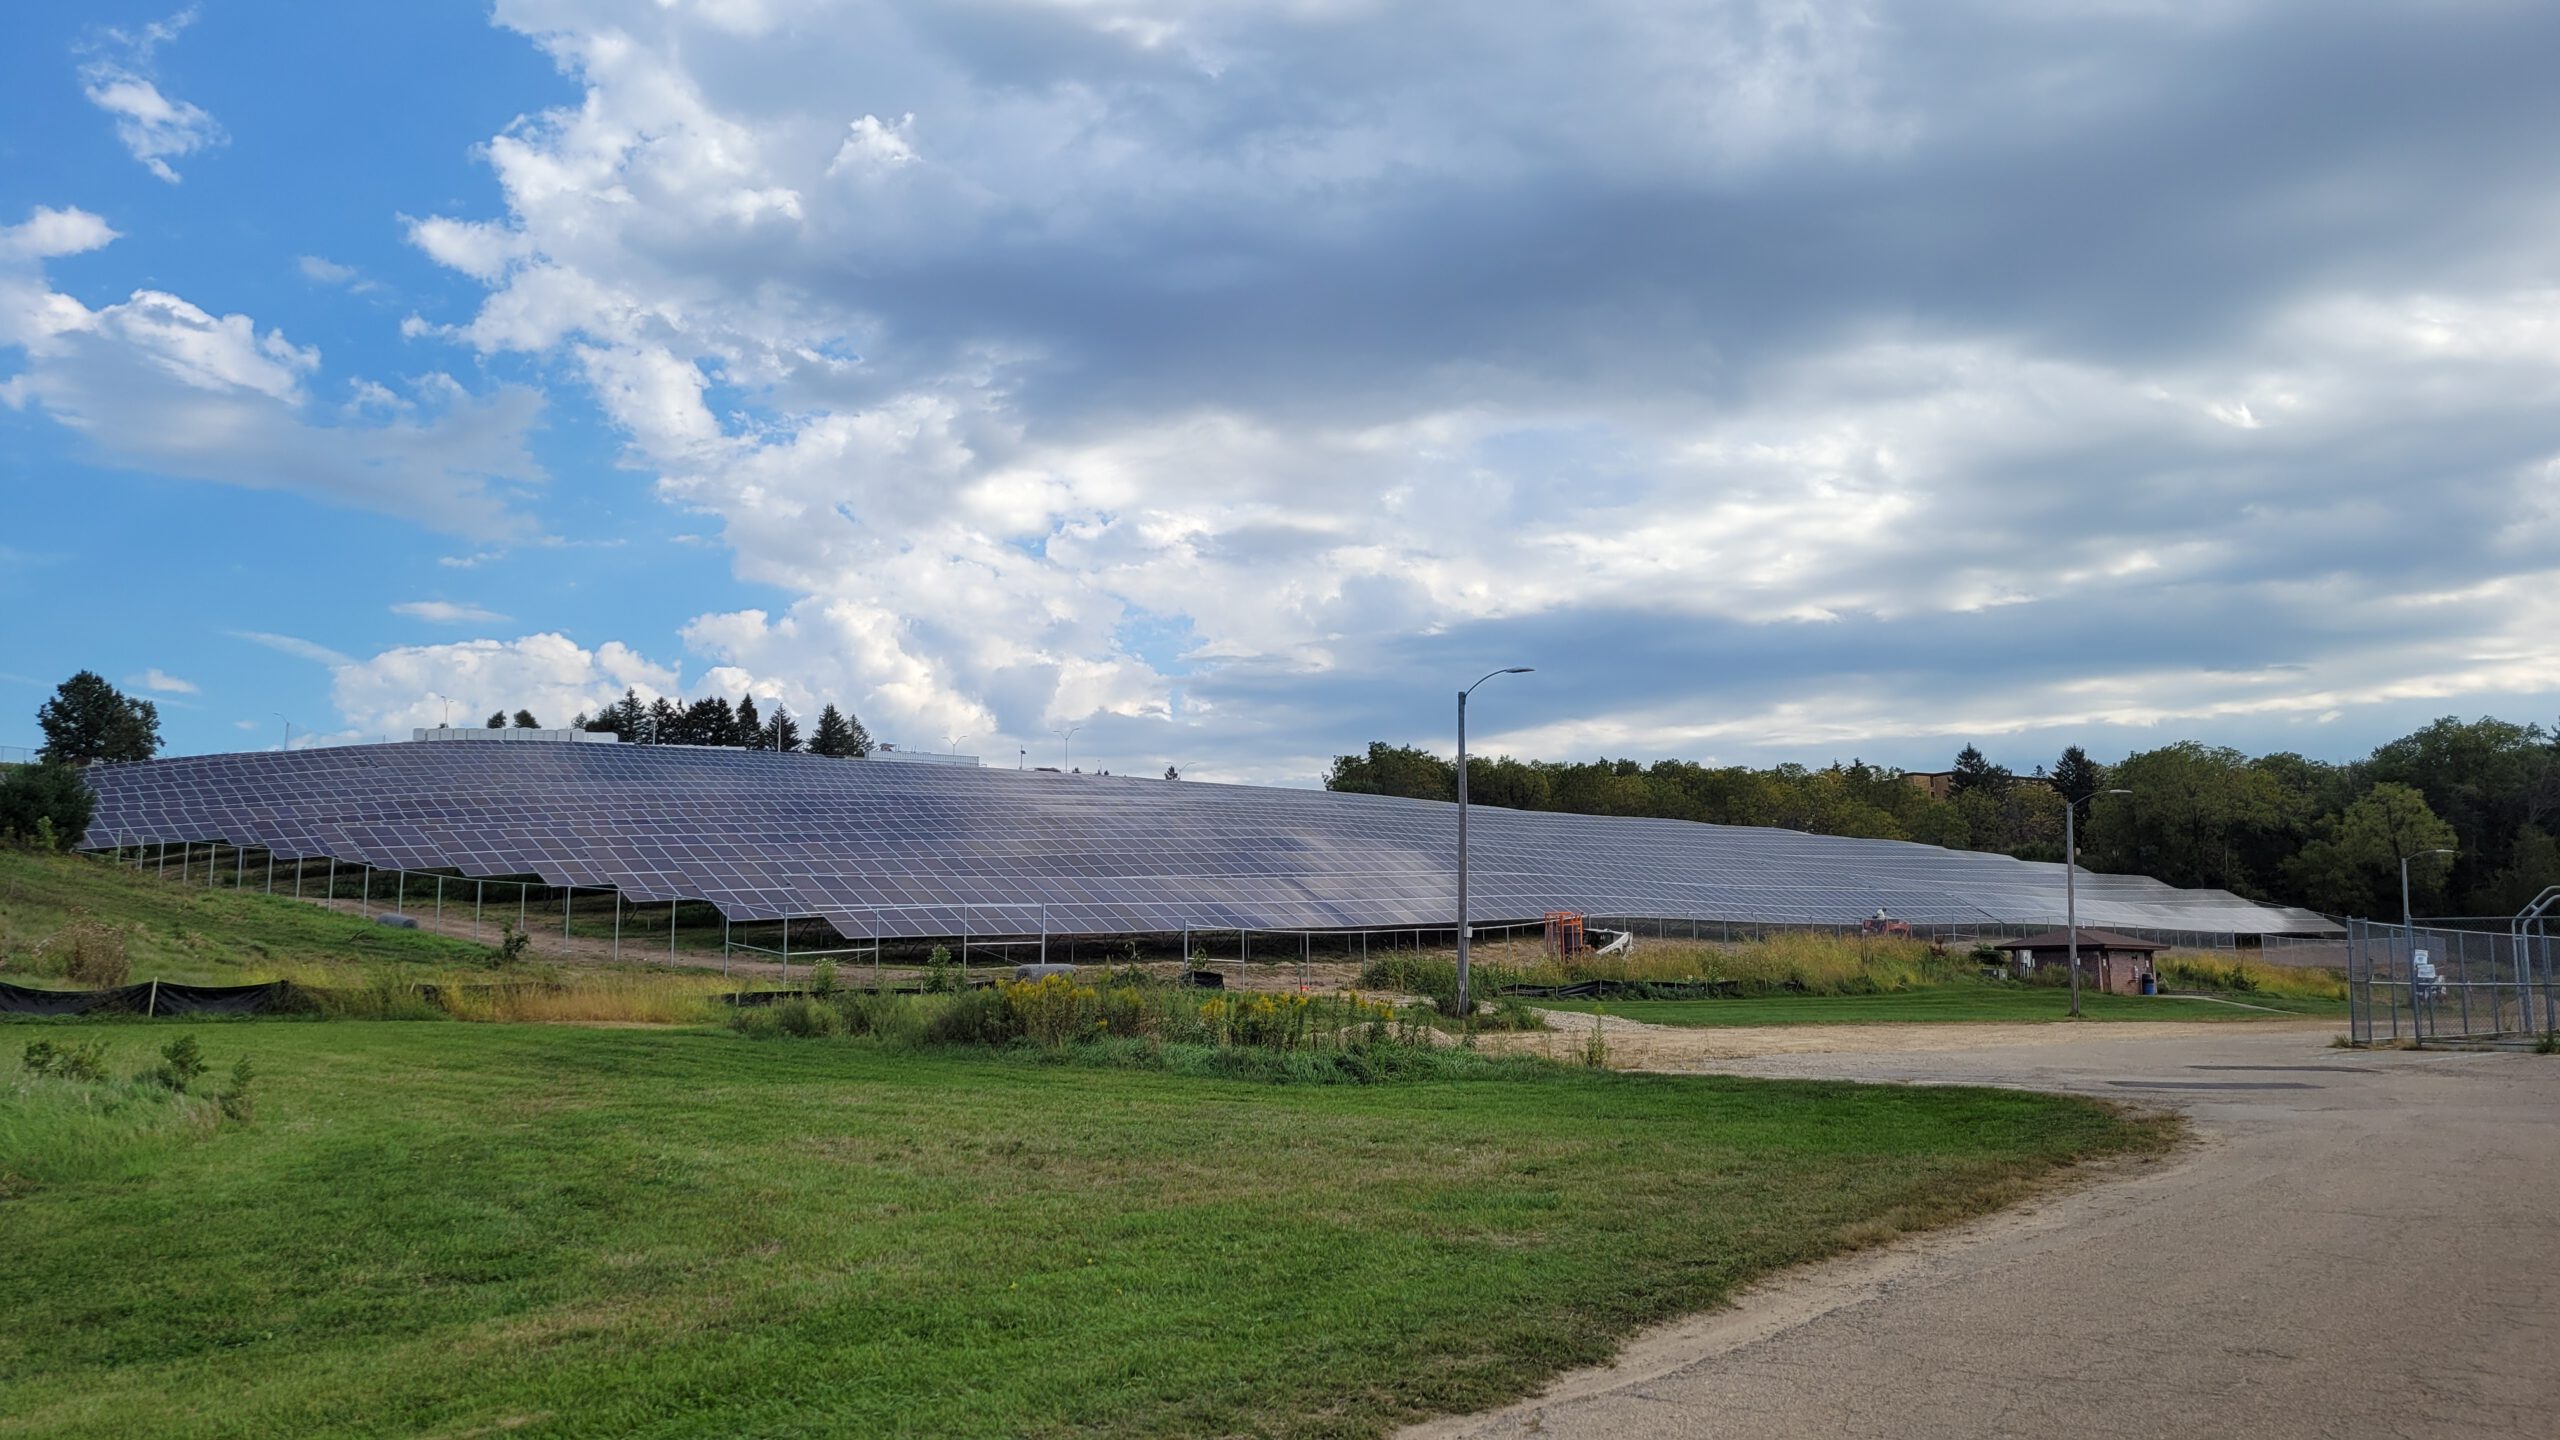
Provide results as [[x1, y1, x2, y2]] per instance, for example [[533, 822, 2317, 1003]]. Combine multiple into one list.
[[0, 848, 498, 985], [0, 1021, 2173, 1439]]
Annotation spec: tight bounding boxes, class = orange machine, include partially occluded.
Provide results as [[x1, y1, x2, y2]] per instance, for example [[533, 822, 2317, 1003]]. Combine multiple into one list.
[[1544, 910, 1588, 956], [1858, 910, 1912, 938]]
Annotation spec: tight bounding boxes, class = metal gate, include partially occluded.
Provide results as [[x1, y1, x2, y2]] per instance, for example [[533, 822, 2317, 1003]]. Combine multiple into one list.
[[2346, 915, 2559, 1046]]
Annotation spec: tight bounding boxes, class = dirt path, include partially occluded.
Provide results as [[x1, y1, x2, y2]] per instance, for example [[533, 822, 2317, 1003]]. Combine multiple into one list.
[[1406, 1022, 2560, 1440]]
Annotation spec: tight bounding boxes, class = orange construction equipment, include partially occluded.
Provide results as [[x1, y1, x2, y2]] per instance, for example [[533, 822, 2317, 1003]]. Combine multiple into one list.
[[1858, 909, 1912, 939], [1544, 910, 1588, 956]]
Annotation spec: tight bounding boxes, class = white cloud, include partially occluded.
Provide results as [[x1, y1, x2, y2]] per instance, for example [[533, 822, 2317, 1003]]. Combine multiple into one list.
[[228, 631, 355, 667], [0, 207, 118, 261], [126, 667, 199, 695], [386, 1, 2560, 778], [79, 10, 225, 183], [393, 599, 510, 624], [330, 634, 680, 734], [296, 255, 381, 294], [1, 211, 545, 540]]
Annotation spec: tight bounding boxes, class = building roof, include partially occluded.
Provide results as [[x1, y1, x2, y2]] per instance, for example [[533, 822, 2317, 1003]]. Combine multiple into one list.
[[2001, 928, 2168, 953]]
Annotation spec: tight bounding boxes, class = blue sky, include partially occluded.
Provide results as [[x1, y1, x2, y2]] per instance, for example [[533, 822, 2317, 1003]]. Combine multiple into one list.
[[5, 1, 2558, 783]]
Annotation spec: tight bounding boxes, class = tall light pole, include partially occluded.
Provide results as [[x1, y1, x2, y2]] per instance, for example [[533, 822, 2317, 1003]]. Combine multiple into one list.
[[431, 692, 454, 728], [1056, 725, 1083, 769], [274, 713, 294, 752], [2064, 787, 2133, 1019], [1454, 666, 1534, 1019], [2401, 847, 2457, 1002], [945, 733, 972, 756]]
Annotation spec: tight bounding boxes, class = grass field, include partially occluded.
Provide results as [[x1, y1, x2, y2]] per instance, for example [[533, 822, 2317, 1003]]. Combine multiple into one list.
[[1, 848, 498, 984], [1536, 986, 2347, 1027], [0, 1021, 2173, 1439]]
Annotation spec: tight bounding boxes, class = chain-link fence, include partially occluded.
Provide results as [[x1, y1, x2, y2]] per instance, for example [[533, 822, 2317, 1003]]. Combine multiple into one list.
[[2345, 916, 2558, 1046]]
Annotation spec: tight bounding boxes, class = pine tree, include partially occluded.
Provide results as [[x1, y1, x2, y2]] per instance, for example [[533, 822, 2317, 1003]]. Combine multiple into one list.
[[733, 694, 762, 748], [35, 671, 162, 765], [765, 706, 802, 753], [1948, 743, 2009, 798], [607, 689, 645, 741], [2051, 745, 2103, 806], [810, 704, 854, 758], [693, 697, 735, 747], [644, 697, 681, 745], [840, 707, 873, 758], [512, 709, 540, 729], [485, 711, 506, 729]]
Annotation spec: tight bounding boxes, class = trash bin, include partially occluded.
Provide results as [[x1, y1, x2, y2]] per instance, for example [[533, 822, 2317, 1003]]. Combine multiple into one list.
[[2140, 972, 2157, 996]]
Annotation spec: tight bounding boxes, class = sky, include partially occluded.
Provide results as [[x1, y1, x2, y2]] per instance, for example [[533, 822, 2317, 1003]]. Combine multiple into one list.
[[4, 1, 2558, 784]]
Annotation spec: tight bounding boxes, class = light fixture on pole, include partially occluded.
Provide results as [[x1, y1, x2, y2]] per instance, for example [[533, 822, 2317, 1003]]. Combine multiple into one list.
[[1454, 666, 1534, 1020], [1056, 724, 1083, 769], [945, 733, 971, 756], [274, 712, 294, 752], [2401, 847, 2457, 1004], [2064, 788, 2132, 1019], [431, 692, 454, 728]]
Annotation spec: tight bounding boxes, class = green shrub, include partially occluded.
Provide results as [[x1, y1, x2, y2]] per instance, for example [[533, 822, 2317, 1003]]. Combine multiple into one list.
[[922, 945, 959, 994], [770, 996, 840, 1038], [216, 1055, 255, 1125], [24, 1038, 109, 1083], [809, 960, 840, 999], [150, 1034, 208, 1093], [923, 987, 1015, 1046]]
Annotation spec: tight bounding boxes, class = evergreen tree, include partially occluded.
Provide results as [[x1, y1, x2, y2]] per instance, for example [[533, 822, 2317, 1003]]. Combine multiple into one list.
[[606, 688, 645, 741], [810, 704, 854, 757], [765, 706, 802, 753], [841, 707, 873, 758], [644, 697, 681, 745], [2051, 745, 2103, 806], [512, 709, 540, 729], [690, 697, 735, 747], [733, 694, 763, 748], [35, 671, 161, 765], [486, 711, 506, 729], [1947, 743, 2009, 798]]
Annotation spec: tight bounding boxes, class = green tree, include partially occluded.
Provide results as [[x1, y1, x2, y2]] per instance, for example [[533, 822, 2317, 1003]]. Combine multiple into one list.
[[809, 704, 854, 757], [643, 697, 680, 744], [733, 695, 763, 748], [512, 709, 540, 729], [1948, 744, 2009, 798], [2050, 746, 2103, 806], [765, 706, 802, 753], [1324, 742, 1455, 801], [0, 762, 95, 847], [36, 671, 161, 766], [485, 711, 506, 729]]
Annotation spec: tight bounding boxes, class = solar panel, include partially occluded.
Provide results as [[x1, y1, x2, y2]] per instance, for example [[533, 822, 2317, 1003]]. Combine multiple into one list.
[[73, 742, 2339, 941]]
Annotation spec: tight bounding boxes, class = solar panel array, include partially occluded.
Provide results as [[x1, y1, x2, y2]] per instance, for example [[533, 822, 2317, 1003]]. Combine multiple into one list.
[[75, 741, 2340, 940]]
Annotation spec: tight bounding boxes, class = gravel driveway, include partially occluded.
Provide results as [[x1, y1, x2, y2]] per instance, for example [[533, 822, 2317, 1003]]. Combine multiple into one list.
[[1410, 1020, 2560, 1440]]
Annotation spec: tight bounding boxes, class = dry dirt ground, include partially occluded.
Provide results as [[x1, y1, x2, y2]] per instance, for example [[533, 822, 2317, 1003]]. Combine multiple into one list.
[[1412, 1015, 2560, 1440]]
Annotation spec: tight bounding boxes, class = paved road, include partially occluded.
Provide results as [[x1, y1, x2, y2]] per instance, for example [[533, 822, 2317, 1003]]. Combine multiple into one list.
[[1409, 1025, 2560, 1440]]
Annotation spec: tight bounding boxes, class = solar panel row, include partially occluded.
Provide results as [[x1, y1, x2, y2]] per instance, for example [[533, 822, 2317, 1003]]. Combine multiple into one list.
[[73, 742, 2340, 941]]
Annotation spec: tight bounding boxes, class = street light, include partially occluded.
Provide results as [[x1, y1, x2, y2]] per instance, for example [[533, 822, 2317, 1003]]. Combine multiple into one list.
[[2401, 846, 2457, 979], [1454, 666, 1535, 1019], [1055, 725, 1083, 769], [2064, 788, 2133, 1019], [431, 692, 454, 728], [273, 713, 294, 752], [945, 733, 972, 756]]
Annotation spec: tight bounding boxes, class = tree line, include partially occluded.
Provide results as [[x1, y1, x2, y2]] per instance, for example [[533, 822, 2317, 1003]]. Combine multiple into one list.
[[568, 689, 874, 758], [1327, 716, 2560, 921]]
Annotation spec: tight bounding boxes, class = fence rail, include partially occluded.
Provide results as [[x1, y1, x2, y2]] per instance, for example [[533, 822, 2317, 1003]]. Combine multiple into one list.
[[2345, 916, 2558, 1046]]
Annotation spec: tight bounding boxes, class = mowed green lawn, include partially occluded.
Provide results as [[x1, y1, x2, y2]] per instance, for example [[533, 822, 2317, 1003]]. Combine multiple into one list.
[[1536, 986, 2346, 1027], [1, 1022, 2169, 1439]]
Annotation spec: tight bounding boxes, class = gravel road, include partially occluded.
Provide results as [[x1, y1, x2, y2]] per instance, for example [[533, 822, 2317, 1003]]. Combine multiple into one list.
[[1408, 1020, 2560, 1440]]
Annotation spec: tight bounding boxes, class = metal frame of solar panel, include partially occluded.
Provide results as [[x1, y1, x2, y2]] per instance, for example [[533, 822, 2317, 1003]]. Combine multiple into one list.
[[73, 742, 2340, 943]]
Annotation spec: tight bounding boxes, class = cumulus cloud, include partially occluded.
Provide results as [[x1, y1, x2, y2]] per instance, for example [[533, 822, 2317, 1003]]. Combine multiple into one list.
[[386, 0, 2560, 778], [1, 209, 546, 541], [329, 634, 680, 735], [78, 9, 225, 183]]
